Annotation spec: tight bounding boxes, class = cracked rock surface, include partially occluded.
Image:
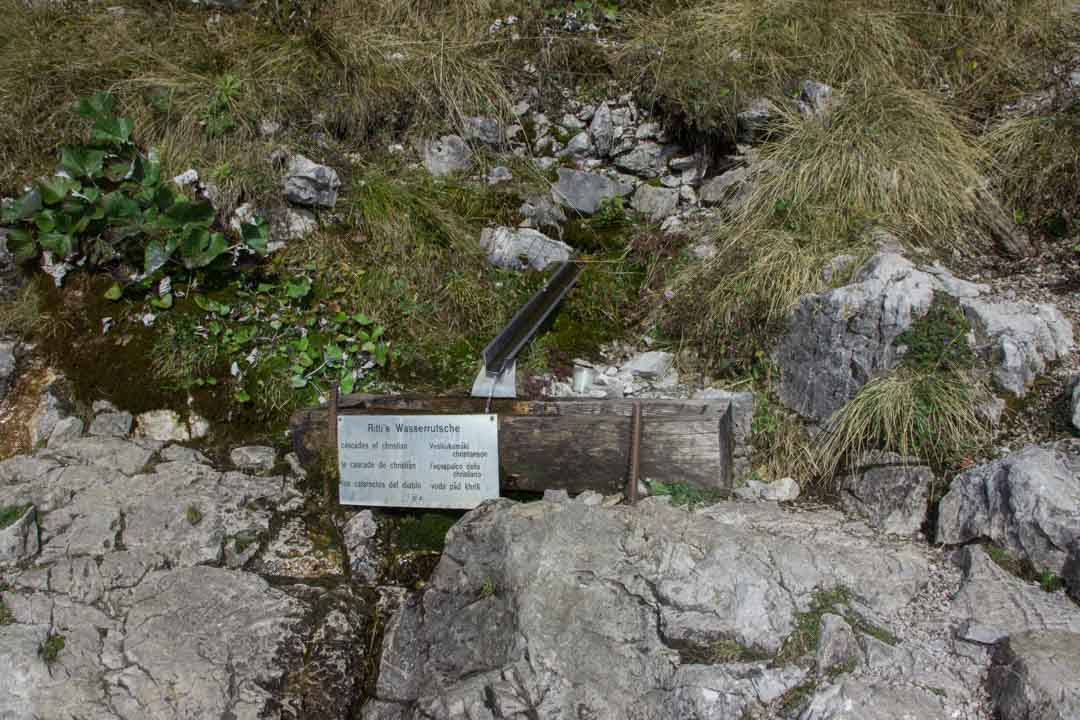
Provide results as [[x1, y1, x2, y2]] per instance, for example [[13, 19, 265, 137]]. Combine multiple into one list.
[[0, 434, 370, 720], [361, 498, 1030, 719]]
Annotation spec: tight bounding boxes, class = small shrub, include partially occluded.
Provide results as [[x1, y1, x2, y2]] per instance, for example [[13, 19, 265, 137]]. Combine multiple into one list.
[[40, 632, 65, 665]]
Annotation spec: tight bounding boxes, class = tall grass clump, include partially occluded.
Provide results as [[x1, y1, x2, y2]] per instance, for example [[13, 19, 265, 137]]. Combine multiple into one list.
[[814, 295, 988, 481], [662, 81, 987, 366], [619, 0, 920, 134], [986, 105, 1080, 233]]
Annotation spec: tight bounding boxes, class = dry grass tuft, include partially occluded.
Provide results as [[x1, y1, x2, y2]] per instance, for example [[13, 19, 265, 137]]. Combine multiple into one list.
[[813, 367, 987, 482], [987, 104, 1080, 230]]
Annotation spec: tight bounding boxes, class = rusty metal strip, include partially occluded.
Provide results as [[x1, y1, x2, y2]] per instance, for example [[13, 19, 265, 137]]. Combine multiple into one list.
[[626, 400, 641, 505]]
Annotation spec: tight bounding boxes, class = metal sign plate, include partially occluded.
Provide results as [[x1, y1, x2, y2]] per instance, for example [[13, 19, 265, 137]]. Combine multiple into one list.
[[337, 414, 499, 509]]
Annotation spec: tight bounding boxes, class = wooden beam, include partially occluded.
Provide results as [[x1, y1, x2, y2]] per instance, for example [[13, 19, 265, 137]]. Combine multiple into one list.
[[290, 395, 735, 496]]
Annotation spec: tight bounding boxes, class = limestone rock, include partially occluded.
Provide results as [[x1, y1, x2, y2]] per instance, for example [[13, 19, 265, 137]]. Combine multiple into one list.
[[1072, 376, 1080, 431], [839, 452, 931, 536], [230, 445, 277, 474], [623, 350, 673, 378], [0, 505, 38, 565], [344, 509, 381, 583], [734, 476, 801, 502], [949, 546, 1080, 645], [963, 298, 1073, 397], [699, 166, 749, 209], [800, 679, 953, 719], [562, 131, 593, 157], [364, 499, 932, 717], [518, 194, 566, 237], [614, 141, 678, 178], [283, 154, 341, 208], [816, 613, 862, 675], [43, 436, 159, 476], [798, 80, 835, 119], [88, 410, 133, 438], [937, 441, 1080, 576], [0, 339, 15, 402], [135, 409, 191, 442], [46, 416, 83, 447], [462, 116, 503, 147], [28, 382, 73, 447], [989, 630, 1080, 720], [772, 250, 1067, 423], [736, 98, 775, 143], [479, 226, 572, 271], [266, 205, 318, 245], [422, 135, 473, 177], [551, 168, 633, 215], [630, 184, 679, 222], [589, 102, 614, 157]]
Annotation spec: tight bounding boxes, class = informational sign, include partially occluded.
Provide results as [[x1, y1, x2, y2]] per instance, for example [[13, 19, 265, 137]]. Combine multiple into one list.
[[337, 414, 500, 509]]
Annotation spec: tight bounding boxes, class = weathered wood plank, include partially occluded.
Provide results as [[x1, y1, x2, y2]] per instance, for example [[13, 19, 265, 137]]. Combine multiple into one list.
[[290, 395, 734, 494]]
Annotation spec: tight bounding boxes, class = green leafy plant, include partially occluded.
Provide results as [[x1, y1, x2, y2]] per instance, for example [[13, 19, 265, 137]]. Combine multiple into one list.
[[1, 92, 267, 295], [185, 274, 395, 412], [590, 195, 630, 229], [200, 75, 243, 138], [185, 505, 203, 526], [647, 480, 725, 508]]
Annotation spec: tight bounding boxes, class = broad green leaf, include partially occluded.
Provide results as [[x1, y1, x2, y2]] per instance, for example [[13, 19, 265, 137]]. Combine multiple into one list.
[[141, 148, 162, 188], [194, 294, 211, 311], [234, 389, 251, 403], [361, 341, 376, 353], [179, 228, 228, 269], [163, 200, 215, 228], [297, 351, 314, 368], [38, 176, 76, 205], [371, 326, 385, 340], [375, 343, 389, 366], [76, 92, 116, 120], [296, 337, 310, 352], [60, 147, 106, 179], [104, 283, 123, 300], [91, 116, 134, 146], [324, 344, 344, 363], [37, 231, 76, 259], [2, 190, 42, 224], [144, 236, 177, 275], [34, 209, 58, 233], [240, 219, 268, 255], [150, 293, 173, 309], [290, 375, 308, 389], [340, 372, 356, 394], [103, 191, 141, 220], [353, 312, 373, 326], [286, 278, 311, 299], [5, 229, 37, 263], [75, 187, 101, 204]]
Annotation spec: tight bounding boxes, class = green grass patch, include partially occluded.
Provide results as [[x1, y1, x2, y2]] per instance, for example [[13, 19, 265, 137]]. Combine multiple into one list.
[[895, 294, 976, 372], [0, 600, 12, 625], [647, 480, 726, 508], [986, 543, 1068, 593], [671, 637, 772, 665], [393, 512, 462, 552], [0, 504, 32, 530], [39, 632, 65, 665], [775, 586, 895, 666]]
